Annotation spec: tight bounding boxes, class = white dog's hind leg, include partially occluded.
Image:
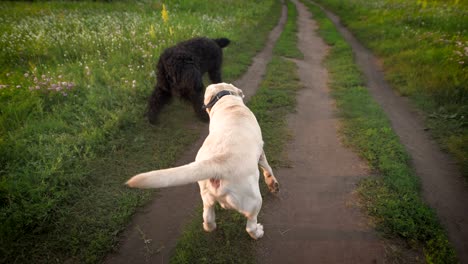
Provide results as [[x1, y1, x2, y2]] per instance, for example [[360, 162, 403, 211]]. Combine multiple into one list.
[[258, 151, 279, 193], [202, 204, 217, 232], [246, 214, 264, 240], [244, 199, 264, 239]]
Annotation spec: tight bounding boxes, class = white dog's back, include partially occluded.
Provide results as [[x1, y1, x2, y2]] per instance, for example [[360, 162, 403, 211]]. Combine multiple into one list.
[[127, 93, 261, 189], [126, 83, 279, 240]]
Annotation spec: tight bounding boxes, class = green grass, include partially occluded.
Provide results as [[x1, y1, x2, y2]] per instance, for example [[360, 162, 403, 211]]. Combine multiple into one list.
[[171, 3, 302, 262], [310, 0, 468, 179], [301, 1, 457, 263], [0, 0, 281, 263], [274, 0, 303, 59]]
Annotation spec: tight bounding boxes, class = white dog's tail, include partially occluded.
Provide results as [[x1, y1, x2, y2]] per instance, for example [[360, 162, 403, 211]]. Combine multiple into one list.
[[126, 159, 220, 189]]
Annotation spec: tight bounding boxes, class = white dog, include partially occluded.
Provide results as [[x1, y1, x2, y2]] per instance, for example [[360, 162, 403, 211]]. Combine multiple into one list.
[[126, 83, 279, 239]]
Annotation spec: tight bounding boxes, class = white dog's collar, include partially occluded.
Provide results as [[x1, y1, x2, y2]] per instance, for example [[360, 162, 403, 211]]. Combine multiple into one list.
[[202, 90, 236, 110]]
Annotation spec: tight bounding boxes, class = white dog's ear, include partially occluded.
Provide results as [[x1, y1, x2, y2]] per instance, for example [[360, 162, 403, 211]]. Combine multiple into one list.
[[236, 88, 245, 98]]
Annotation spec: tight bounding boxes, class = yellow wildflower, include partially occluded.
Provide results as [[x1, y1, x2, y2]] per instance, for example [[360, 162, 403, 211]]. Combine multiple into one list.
[[161, 4, 169, 24]]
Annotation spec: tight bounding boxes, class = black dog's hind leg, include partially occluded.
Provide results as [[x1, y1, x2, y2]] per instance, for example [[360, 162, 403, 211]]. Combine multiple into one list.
[[192, 89, 209, 122], [189, 79, 209, 122], [180, 67, 209, 122], [147, 85, 172, 124]]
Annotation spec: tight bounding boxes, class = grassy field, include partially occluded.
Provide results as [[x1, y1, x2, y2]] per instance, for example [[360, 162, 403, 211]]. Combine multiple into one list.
[[302, 1, 457, 263], [171, 2, 302, 262], [0, 0, 280, 263], [311, 0, 468, 178]]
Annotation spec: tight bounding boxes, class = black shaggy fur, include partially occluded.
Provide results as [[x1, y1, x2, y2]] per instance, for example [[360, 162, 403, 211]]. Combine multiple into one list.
[[147, 37, 230, 124]]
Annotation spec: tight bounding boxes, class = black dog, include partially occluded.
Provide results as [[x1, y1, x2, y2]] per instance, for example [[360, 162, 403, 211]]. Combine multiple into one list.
[[147, 37, 230, 124]]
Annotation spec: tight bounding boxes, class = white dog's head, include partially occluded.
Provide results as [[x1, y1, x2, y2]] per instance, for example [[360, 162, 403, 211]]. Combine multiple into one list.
[[203, 83, 245, 113]]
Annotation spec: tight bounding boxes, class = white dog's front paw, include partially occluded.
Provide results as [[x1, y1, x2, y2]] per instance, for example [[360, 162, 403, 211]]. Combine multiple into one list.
[[203, 222, 217, 232], [247, 223, 264, 240]]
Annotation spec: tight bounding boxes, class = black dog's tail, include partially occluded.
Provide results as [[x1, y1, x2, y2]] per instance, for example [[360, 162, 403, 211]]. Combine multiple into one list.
[[213, 38, 230, 48]]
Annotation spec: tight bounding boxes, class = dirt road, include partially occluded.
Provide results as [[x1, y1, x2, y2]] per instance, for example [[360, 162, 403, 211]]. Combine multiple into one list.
[[256, 0, 385, 263]]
